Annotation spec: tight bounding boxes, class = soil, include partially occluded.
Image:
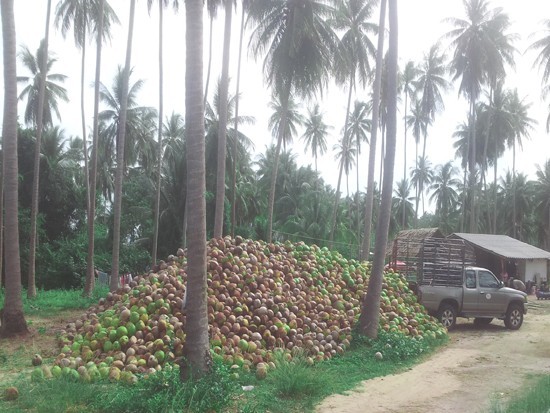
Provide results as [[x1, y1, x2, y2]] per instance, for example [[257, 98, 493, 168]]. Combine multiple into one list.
[[316, 298, 550, 413]]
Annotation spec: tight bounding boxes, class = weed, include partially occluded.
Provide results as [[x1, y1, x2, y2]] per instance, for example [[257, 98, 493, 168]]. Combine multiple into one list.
[[487, 374, 550, 413], [267, 351, 324, 399]]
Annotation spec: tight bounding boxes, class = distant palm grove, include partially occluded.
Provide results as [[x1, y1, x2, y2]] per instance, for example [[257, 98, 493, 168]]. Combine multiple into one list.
[[2, 0, 550, 300]]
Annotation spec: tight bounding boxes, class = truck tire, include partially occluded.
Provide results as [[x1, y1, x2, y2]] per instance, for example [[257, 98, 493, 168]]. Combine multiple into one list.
[[504, 304, 523, 330], [438, 303, 457, 330], [473, 318, 493, 327]]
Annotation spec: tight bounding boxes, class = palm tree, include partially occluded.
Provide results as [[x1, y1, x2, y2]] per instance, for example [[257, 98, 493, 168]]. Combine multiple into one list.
[[530, 19, 550, 131], [392, 179, 414, 230], [181, 0, 210, 380], [204, 0, 222, 106], [20, 1, 53, 299], [1, 0, 28, 336], [248, 0, 337, 243], [506, 89, 536, 238], [416, 44, 450, 160], [147, 0, 179, 265], [361, 0, 386, 260], [400, 61, 419, 201], [267, 95, 305, 153], [445, 0, 515, 232], [85, 0, 106, 297], [213, 0, 234, 238], [110, 0, 137, 292], [300, 103, 330, 175], [346, 100, 370, 253], [17, 42, 68, 128], [359, 0, 398, 339], [410, 155, 434, 219], [430, 162, 461, 232], [534, 160, 550, 250], [55, 0, 119, 215]]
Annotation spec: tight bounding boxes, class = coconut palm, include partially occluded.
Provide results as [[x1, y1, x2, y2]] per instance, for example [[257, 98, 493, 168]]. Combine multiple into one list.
[[1, 0, 28, 336], [360, 0, 386, 261], [248, 0, 337, 243], [213, 0, 235, 238], [400, 61, 419, 196], [55, 0, 119, 215], [110, 0, 137, 292], [267, 95, 305, 153], [20, 0, 53, 299], [359, 0, 398, 339], [429, 162, 461, 232], [392, 179, 415, 230], [146, 0, 180, 265], [506, 89, 536, 238], [17, 41, 68, 128], [204, 0, 222, 106], [534, 160, 550, 249], [410, 155, 434, 219], [530, 20, 550, 131], [181, 0, 210, 380], [300, 103, 330, 175], [445, 0, 515, 232], [416, 44, 450, 160]]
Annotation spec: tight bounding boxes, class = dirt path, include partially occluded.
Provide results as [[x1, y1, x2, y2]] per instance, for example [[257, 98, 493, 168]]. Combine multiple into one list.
[[317, 299, 550, 413]]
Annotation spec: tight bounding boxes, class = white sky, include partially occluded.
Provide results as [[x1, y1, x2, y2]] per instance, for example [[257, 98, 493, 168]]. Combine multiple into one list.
[[3, 0, 550, 212]]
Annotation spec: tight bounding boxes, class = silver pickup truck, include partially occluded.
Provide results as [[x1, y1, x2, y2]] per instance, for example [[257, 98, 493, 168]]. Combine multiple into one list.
[[418, 266, 528, 330]]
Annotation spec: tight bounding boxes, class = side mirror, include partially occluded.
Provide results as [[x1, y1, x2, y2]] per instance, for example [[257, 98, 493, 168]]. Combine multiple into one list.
[[499, 281, 504, 288]]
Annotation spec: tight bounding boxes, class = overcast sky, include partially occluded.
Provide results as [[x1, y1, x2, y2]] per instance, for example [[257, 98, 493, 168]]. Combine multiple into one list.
[[3, 0, 550, 212]]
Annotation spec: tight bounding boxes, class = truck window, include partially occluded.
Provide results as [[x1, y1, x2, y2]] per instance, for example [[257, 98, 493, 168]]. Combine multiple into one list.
[[479, 271, 499, 288], [465, 270, 476, 288]]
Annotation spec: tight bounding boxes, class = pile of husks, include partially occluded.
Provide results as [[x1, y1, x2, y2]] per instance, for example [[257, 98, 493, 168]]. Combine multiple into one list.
[[42, 236, 445, 383]]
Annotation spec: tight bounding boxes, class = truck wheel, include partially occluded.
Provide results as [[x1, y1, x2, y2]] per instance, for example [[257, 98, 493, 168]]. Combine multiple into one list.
[[438, 304, 457, 330], [473, 318, 493, 327], [504, 304, 523, 330]]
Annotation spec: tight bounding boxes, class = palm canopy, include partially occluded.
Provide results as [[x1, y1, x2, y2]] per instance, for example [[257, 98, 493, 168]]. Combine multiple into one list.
[[329, 0, 378, 88], [301, 103, 331, 168], [268, 95, 305, 150], [406, 98, 430, 146], [17, 40, 69, 127], [247, 0, 338, 100], [345, 100, 371, 150], [416, 44, 450, 122], [530, 19, 550, 85], [429, 161, 461, 215], [333, 135, 356, 178], [505, 89, 536, 151], [55, 0, 119, 47], [445, 0, 516, 102]]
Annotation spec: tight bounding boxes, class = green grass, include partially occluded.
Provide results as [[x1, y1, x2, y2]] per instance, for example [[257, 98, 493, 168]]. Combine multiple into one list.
[[0, 331, 446, 413], [488, 374, 550, 413], [0, 285, 109, 316]]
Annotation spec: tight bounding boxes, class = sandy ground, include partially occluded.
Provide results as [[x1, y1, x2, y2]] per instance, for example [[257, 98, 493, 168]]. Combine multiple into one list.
[[316, 299, 550, 413]]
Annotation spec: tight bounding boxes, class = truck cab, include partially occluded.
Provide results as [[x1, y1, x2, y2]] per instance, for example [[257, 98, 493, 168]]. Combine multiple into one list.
[[419, 267, 528, 330]]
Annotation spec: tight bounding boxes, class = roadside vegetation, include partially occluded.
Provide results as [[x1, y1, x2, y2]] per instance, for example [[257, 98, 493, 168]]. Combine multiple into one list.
[[489, 375, 550, 413]]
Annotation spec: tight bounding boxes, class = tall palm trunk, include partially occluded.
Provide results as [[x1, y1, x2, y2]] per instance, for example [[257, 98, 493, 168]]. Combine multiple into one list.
[[203, 15, 214, 107], [214, 0, 233, 238], [266, 84, 291, 244], [28, 0, 52, 298], [359, 0, 398, 339], [152, 0, 164, 265], [330, 70, 354, 246], [81, 33, 90, 215], [360, 0, 386, 261], [512, 138, 517, 238], [469, 98, 477, 233], [0, 165, 3, 288], [1, 0, 28, 336], [493, 141, 498, 233], [181, 0, 211, 380], [111, 0, 136, 292], [481, 86, 493, 233], [402, 90, 408, 229], [84, 0, 105, 297], [231, 2, 246, 237]]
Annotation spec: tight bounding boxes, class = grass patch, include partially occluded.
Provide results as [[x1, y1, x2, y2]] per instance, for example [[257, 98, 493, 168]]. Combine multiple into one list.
[[0, 285, 109, 316], [488, 374, 550, 413]]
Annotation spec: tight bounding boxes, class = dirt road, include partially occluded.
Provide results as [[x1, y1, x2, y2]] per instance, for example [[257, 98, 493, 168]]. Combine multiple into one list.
[[316, 299, 550, 413]]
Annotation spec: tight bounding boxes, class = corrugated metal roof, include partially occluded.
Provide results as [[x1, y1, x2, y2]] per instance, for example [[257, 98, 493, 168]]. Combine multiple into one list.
[[450, 233, 550, 260]]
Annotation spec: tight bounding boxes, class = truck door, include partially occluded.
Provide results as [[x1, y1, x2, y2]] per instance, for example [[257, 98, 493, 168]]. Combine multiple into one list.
[[477, 270, 503, 315], [462, 269, 479, 316]]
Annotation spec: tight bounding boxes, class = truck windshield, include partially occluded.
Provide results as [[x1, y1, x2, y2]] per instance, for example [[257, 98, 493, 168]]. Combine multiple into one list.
[[479, 271, 500, 288]]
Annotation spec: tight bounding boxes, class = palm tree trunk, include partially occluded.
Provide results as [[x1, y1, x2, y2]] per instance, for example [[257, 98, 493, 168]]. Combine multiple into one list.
[[469, 98, 477, 233], [329, 161, 345, 247], [330, 70, 354, 247], [493, 139, 498, 234], [359, 0, 398, 339], [152, 0, 164, 266], [81, 34, 90, 216], [84, 0, 105, 297], [214, 0, 233, 238], [28, 0, 52, 299], [361, 0, 386, 261], [203, 16, 214, 107], [181, 0, 211, 380], [1, 0, 28, 336], [231, 2, 246, 238], [0, 166, 3, 288], [512, 138, 516, 238], [402, 91, 408, 229], [111, 0, 136, 292]]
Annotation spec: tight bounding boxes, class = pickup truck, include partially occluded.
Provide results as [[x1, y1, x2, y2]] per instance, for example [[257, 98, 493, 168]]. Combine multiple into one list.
[[418, 266, 528, 330]]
